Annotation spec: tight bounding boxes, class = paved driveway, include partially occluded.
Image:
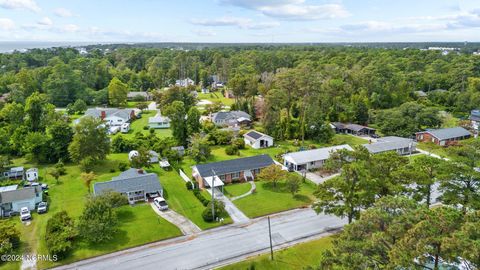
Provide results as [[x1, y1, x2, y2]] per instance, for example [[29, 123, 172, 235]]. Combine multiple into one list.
[[54, 208, 346, 270], [150, 203, 201, 235]]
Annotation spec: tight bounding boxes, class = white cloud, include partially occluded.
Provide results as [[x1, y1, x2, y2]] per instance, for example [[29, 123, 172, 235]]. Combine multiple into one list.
[[37, 17, 53, 26], [0, 0, 40, 12], [60, 24, 80, 33], [190, 16, 279, 29], [192, 29, 217, 37], [53, 7, 74, 18], [219, 0, 349, 20], [0, 18, 15, 30]]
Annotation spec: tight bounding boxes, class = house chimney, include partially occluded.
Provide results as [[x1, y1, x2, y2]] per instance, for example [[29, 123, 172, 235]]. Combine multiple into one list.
[[101, 111, 106, 120], [137, 169, 144, 174]]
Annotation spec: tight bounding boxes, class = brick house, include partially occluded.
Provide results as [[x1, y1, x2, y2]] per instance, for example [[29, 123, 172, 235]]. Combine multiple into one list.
[[192, 154, 274, 189], [416, 127, 471, 146]]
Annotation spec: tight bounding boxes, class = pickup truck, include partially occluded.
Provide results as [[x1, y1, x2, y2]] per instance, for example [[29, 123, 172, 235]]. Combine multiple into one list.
[[37, 202, 48, 214]]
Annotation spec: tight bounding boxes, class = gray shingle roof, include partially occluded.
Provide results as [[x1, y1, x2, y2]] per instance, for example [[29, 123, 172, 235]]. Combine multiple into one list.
[[284, 145, 353, 164], [212, 111, 251, 123], [0, 186, 41, 204], [194, 154, 274, 178], [421, 127, 471, 141], [331, 122, 375, 132], [94, 168, 162, 195], [363, 136, 414, 154], [84, 108, 134, 121]]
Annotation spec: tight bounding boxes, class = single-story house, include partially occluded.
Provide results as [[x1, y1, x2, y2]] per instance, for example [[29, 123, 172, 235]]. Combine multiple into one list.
[[416, 127, 471, 146], [2, 167, 24, 180], [363, 136, 416, 155], [414, 90, 428, 99], [79, 108, 136, 127], [469, 110, 480, 131], [128, 150, 159, 164], [93, 168, 163, 204], [192, 154, 274, 189], [244, 130, 274, 149], [283, 144, 353, 172], [171, 146, 185, 156], [211, 111, 251, 127], [0, 186, 43, 217], [25, 168, 39, 182], [331, 122, 376, 136], [148, 112, 171, 129], [175, 78, 195, 87], [127, 91, 152, 101]]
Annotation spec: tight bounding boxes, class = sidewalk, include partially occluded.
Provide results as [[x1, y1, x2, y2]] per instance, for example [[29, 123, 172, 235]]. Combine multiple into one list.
[[206, 188, 250, 224]]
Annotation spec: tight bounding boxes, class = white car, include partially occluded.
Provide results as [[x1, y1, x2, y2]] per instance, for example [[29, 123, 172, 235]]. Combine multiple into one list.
[[153, 197, 169, 211], [20, 207, 31, 221]]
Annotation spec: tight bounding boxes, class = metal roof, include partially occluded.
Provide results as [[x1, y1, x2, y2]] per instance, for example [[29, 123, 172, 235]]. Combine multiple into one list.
[[283, 144, 353, 165], [0, 186, 41, 204], [194, 154, 274, 178], [94, 169, 162, 195], [420, 127, 470, 141], [363, 136, 414, 154]]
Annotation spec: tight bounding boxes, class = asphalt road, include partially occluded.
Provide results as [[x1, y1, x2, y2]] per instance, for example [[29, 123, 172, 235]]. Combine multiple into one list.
[[54, 208, 346, 270]]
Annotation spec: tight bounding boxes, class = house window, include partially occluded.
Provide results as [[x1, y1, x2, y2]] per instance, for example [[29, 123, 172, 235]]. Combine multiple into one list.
[[219, 175, 226, 181], [232, 172, 240, 179]]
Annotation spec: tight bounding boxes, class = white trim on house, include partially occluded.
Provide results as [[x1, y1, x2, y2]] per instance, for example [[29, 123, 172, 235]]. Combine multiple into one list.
[[283, 144, 353, 171]]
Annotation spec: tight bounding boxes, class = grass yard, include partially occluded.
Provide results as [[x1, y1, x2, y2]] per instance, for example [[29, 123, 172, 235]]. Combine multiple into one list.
[[2, 154, 183, 269], [198, 92, 235, 106], [233, 180, 317, 218], [218, 236, 333, 270], [119, 110, 172, 139], [148, 165, 232, 230], [40, 204, 182, 268], [223, 182, 251, 198]]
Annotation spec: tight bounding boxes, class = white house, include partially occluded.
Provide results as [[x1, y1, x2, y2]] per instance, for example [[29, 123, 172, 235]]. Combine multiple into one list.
[[283, 144, 353, 172], [175, 78, 195, 87], [25, 168, 39, 182], [121, 123, 130, 133], [244, 130, 274, 149], [128, 150, 159, 164], [148, 112, 171, 129], [0, 186, 43, 216], [79, 108, 136, 127]]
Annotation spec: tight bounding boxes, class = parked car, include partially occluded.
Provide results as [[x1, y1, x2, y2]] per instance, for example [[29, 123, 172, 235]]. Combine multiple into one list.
[[41, 183, 48, 191], [371, 134, 380, 139], [20, 207, 31, 221], [37, 202, 48, 214], [153, 197, 169, 211]]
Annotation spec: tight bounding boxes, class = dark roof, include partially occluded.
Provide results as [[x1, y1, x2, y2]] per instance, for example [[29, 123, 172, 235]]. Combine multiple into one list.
[[420, 127, 471, 141], [245, 131, 264, 140], [331, 122, 375, 132], [212, 111, 251, 122], [93, 168, 162, 195], [194, 154, 274, 178], [0, 186, 41, 204]]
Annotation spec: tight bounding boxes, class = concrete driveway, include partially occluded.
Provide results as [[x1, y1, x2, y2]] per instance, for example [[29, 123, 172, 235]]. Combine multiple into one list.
[[207, 188, 250, 224], [150, 203, 201, 235]]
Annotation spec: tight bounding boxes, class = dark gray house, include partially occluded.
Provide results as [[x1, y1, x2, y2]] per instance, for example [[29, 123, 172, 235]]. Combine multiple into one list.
[[331, 122, 376, 136], [211, 111, 251, 127], [93, 168, 163, 204], [192, 154, 274, 189]]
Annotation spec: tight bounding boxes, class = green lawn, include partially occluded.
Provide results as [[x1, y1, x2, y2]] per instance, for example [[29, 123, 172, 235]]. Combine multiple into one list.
[[218, 236, 333, 270], [233, 180, 317, 218], [197, 92, 234, 106], [2, 154, 183, 269], [147, 165, 231, 230], [223, 182, 251, 198], [119, 110, 172, 139]]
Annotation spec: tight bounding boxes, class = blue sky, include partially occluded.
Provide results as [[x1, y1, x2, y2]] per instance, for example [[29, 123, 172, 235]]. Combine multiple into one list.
[[0, 0, 480, 42]]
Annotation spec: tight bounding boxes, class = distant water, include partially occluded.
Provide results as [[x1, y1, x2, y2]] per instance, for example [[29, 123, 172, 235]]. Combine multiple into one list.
[[0, 41, 97, 53]]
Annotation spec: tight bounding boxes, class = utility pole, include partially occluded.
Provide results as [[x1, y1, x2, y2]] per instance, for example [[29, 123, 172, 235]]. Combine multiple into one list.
[[268, 216, 274, 260], [211, 169, 216, 220]]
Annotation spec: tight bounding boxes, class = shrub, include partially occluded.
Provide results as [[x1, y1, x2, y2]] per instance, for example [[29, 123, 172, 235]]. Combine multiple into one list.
[[45, 211, 76, 258], [118, 162, 128, 171], [55, 160, 67, 175], [202, 200, 227, 222], [225, 145, 239, 156], [143, 126, 149, 130], [79, 157, 95, 172], [185, 181, 194, 190], [109, 168, 116, 173], [232, 138, 245, 150], [193, 189, 210, 206]]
